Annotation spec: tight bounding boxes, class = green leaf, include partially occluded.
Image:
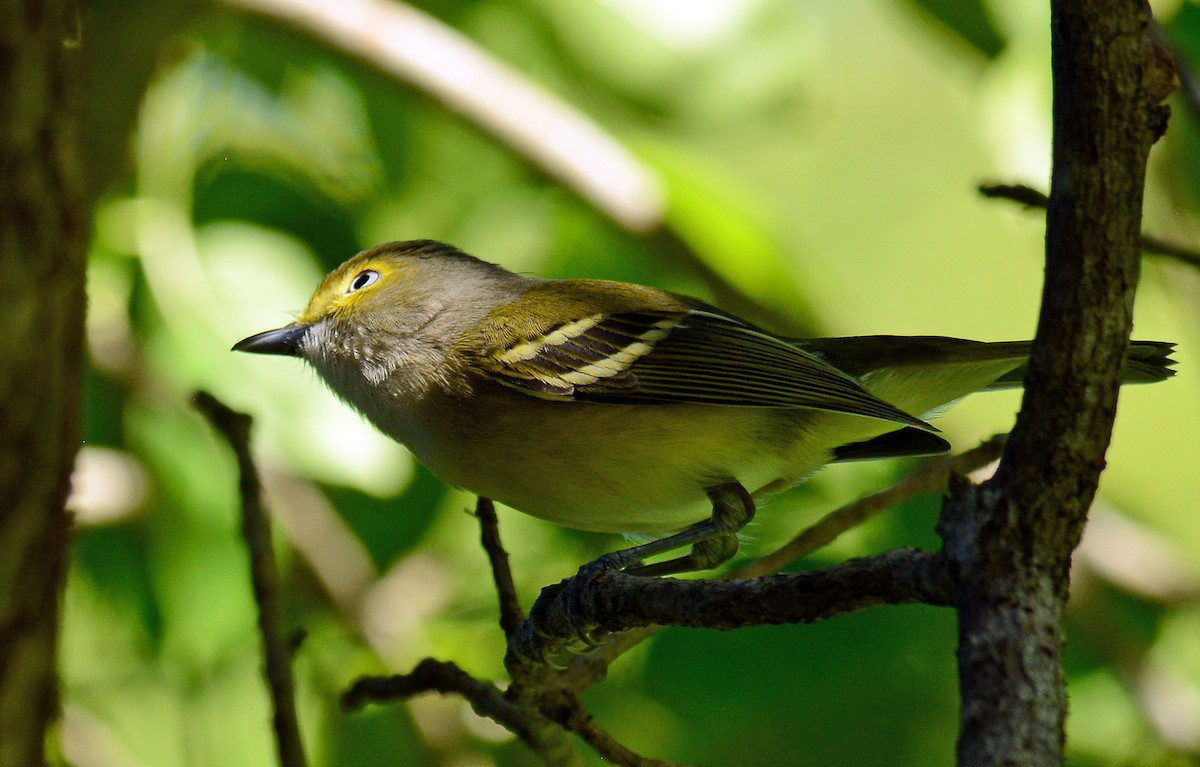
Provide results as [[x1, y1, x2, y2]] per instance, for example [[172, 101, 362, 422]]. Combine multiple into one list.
[[897, 0, 1006, 59]]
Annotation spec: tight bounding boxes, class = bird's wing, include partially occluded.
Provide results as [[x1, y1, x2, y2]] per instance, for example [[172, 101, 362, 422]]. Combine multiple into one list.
[[466, 281, 930, 430]]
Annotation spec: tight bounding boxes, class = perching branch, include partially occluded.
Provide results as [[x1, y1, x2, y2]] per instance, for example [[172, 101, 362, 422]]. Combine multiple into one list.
[[193, 391, 309, 767], [556, 437, 1005, 688], [515, 549, 952, 660], [500, 441, 994, 685]]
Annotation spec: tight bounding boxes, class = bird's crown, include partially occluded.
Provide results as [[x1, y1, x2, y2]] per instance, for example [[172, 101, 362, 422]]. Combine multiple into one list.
[[296, 240, 486, 326]]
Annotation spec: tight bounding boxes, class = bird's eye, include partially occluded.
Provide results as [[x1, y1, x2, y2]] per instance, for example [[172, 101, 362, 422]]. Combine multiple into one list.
[[347, 270, 381, 294]]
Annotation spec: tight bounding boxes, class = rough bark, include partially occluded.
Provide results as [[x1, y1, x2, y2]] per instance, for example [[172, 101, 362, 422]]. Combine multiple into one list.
[[0, 1, 87, 764], [942, 2, 1174, 765]]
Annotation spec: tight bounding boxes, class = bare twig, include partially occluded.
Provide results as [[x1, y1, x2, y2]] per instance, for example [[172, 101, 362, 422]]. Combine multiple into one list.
[[192, 391, 309, 767], [734, 435, 1006, 579], [538, 689, 685, 767], [476, 498, 586, 765], [978, 182, 1050, 209], [341, 658, 530, 740], [476, 497, 525, 636], [979, 182, 1200, 268]]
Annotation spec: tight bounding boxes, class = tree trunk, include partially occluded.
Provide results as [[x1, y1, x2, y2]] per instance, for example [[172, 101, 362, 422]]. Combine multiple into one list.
[[944, 1, 1174, 764], [0, 1, 87, 764]]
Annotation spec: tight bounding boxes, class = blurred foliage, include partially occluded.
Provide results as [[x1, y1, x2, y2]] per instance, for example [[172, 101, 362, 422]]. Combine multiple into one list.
[[898, 0, 1005, 58], [65, 0, 1200, 765]]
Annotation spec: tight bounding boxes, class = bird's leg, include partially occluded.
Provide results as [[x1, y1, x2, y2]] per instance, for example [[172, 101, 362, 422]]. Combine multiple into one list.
[[523, 483, 756, 658], [592, 482, 756, 576]]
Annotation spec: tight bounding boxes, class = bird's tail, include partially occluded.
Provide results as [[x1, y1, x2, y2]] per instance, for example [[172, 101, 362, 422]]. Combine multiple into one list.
[[798, 336, 1176, 390], [983, 339, 1176, 389]]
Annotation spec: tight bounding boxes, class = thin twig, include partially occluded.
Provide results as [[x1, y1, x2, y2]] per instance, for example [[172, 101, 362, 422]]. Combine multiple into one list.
[[734, 435, 1006, 579], [979, 182, 1200, 268], [978, 182, 1049, 209], [539, 689, 685, 767], [341, 658, 531, 741], [476, 497, 525, 636], [193, 391, 308, 767], [477, 500, 584, 763]]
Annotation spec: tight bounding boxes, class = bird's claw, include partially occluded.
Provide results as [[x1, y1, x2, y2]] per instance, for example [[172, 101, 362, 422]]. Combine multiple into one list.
[[520, 557, 621, 662]]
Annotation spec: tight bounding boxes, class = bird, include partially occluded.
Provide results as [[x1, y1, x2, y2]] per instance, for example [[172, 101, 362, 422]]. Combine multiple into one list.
[[234, 239, 1175, 575]]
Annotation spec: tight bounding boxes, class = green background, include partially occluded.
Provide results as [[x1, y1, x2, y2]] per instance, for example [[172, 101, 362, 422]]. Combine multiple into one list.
[[68, 0, 1200, 764]]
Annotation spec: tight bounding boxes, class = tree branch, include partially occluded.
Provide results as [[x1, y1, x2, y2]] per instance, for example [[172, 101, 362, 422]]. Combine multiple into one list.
[[516, 549, 952, 660], [342, 658, 530, 741], [475, 497, 525, 636], [193, 391, 309, 767], [979, 182, 1200, 268]]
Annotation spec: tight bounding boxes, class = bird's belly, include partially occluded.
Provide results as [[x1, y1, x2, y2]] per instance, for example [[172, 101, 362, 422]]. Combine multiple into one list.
[[398, 393, 851, 533]]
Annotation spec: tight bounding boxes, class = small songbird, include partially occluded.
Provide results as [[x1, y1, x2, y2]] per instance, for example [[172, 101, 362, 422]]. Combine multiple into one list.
[[234, 240, 1175, 575]]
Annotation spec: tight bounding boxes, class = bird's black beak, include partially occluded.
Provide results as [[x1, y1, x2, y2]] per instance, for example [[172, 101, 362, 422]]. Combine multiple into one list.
[[232, 324, 308, 357]]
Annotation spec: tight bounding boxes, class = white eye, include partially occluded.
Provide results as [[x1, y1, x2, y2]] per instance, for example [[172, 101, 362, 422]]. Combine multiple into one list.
[[347, 269, 381, 294]]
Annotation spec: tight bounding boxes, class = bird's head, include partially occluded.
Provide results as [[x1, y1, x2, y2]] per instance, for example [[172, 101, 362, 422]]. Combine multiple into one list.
[[233, 240, 527, 400]]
